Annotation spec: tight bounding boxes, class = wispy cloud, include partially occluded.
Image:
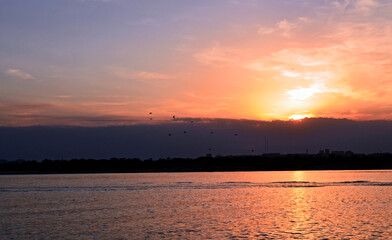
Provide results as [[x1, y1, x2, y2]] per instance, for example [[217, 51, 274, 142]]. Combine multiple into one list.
[[286, 82, 339, 101], [111, 68, 171, 80], [333, 0, 380, 15], [135, 72, 171, 80], [5, 69, 35, 80], [0, 101, 143, 127], [193, 44, 247, 66], [257, 27, 275, 35], [276, 19, 296, 36], [56, 95, 72, 99], [258, 19, 297, 37]]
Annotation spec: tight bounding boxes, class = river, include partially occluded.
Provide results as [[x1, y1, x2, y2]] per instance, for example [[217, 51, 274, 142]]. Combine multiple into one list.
[[1, 170, 391, 239]]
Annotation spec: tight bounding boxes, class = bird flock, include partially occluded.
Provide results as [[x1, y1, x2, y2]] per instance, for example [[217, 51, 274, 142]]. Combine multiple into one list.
[[147, 112, 263, 156]]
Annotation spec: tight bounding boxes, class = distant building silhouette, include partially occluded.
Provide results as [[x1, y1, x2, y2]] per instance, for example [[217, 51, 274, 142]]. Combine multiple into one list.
[[331, 151, 345, 156], [318, 149, 330, 158]]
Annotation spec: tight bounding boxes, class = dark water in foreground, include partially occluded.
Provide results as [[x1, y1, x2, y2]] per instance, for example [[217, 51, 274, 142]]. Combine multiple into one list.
[[1, 171, 392, 239]]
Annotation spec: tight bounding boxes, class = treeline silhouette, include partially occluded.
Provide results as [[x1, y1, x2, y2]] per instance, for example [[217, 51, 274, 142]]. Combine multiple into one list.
[[1, 153, 392, 174]]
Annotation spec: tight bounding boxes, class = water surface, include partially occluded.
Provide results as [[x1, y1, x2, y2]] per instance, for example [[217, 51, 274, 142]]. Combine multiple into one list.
[[1, 170, 392, 239]]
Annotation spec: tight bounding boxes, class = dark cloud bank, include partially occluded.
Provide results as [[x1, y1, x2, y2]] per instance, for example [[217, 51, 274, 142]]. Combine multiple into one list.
[[1, 118, 391, 161]]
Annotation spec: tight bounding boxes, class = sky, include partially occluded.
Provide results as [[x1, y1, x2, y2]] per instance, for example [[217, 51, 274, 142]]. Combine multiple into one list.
[[1, 0, 392, 126]]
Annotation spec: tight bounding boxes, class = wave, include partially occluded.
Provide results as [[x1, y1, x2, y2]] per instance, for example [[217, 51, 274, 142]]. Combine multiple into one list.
[[340, 181, 371, 183], [1, 181, 392, 193], [221, 181, 253, 184], [271, 181, 311, 184]]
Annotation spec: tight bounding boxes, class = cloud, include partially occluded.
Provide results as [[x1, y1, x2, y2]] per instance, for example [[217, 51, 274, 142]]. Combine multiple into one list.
[[135, 72, 171, 80], [245, 48, 335, 73], [56, 95, 72, 99], [343, 0, 379, 15], [258, 19, 297, 37], [0, 101, 143, 127], [330, 0, 388, 17], [193, 44, 247, 66], [246, 0, 392, 119], [276, 19, 296, 32], [286, 82, 339, 101], [111, 68, 171, 80], [5, 69, 35, 80], [257, 27, 275, 35]]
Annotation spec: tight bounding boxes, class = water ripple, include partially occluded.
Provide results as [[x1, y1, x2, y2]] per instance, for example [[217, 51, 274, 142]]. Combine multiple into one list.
[[1, 180, 392, 193]]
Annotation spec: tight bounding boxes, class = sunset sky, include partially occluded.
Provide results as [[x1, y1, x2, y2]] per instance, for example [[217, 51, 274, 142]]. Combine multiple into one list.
[[1, 0, 392, 126]]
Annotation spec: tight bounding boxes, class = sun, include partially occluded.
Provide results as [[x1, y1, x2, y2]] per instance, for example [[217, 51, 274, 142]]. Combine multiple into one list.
[[289, 114, 311, 120]]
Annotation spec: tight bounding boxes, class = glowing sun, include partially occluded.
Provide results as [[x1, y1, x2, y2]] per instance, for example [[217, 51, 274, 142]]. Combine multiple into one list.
[[289, 114, 312, 120]]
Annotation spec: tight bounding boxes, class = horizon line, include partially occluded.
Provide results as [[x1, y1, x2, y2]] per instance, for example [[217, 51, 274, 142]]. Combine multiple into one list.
[[2, 116, 392, 128]]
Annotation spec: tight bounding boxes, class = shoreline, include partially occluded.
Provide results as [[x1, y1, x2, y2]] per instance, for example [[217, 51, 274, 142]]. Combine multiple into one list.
[[1, 153, 392, 175]]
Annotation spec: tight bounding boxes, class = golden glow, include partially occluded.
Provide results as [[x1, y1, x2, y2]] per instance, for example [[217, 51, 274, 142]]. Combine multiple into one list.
[[2, 0, 392, 127], [289, 114, 312, 120]]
